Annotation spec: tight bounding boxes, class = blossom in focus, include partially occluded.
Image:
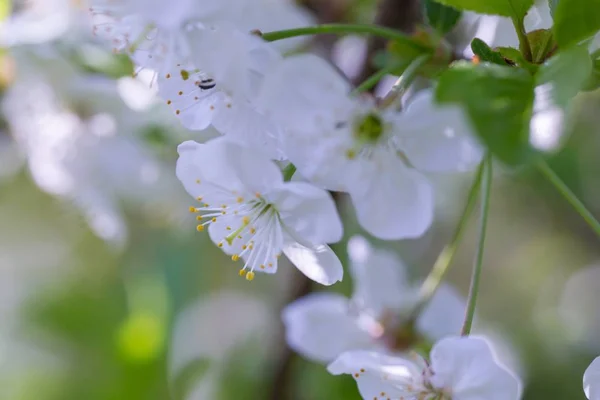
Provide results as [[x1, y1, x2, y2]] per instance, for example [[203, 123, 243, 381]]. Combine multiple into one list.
[[585, 357, 600, 400], [177, 138, 344, 285], [283, 236, 465, 363], [257, 54, 481, 239], [328, 336, 521, 400], [158, 26, 283, 158]]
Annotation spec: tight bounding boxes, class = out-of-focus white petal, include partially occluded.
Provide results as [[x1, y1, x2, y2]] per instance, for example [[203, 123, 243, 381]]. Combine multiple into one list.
[[328, 350, 422, 399], [347, 236, 413, 318], [283, 243, 343, 286], [257, 54, 353, 133], [282, 293, 373, 363], [584, 357, 600, 400], [349, 154, 434, 240], [398, 90, 482, 172], [268, 182, 342, 245], [429, 336, 521, 400], [417, 284, 466, 342]]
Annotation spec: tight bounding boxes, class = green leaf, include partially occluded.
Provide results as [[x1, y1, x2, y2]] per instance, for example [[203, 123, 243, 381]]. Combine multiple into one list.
[[582, 58, 600, 90], [497, 46, 539, 74], [471, 38, 508, 65], [436, 62, 535, 165], [423, 0, 462, 35], [527, 29, 557, 63], [431, 0, 534, 19], [536, 46, 592, 106], [553, 0, 600, 48]]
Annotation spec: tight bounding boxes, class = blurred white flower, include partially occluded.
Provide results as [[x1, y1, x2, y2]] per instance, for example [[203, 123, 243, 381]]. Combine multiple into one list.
[[257, 54, 481, 239], [558, 264, 600, 352], [177, 138, 344, 285], [283, 236, 465, 363], [2, 57, 183, 246], [0, 0, 87, 46], [158, 26, 283, 159], [169, 291, 275, 400], [328, 336, 521, 400], [585, 357, 600, 400]]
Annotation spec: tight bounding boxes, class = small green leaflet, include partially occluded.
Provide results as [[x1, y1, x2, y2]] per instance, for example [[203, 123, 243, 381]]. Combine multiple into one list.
[[431, 0, 533, 19], [436, 62, 535, 165], [471, 38, 508, 65], [553, 0, 600, 48]]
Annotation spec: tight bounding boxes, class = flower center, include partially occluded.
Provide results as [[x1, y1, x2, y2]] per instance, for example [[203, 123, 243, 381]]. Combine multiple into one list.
[[189, 189, 282, 281], [354, 112, 384, 143]]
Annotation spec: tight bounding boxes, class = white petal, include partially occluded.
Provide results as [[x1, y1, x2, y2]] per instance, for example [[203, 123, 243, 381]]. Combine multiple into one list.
[[256, 54, 353, 133], [584, 357, 600, 400], [417, 284, 466, 342], [283, 243, 343, 286], [268, 181, 343, 245], [327, 350, 421, 399], [430, 336, 521, 400], [176, 138, 282, 195], [349, 154, 434, 240], [347, 236, 413, 317], [282, 293, 373, 363], [397, 90, 482, 172]]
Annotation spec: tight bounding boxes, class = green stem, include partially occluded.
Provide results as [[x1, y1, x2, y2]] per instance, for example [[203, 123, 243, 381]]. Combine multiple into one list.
[[352, 61, 408, 95], [461, 154, 493, 336], [511, 17, 532, 62], [537, 160, 600, 238], [261, 24, 430, 52], [410, 157, 486, 318], [283, 163, 297, 182], [380, 54, 431, 107]]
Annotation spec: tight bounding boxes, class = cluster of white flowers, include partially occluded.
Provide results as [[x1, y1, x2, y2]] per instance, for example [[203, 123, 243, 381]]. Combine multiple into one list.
[[2, 0, 596, 398]]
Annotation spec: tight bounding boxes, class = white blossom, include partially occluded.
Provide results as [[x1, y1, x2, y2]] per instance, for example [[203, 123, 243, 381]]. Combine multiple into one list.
[[585, 357, 600, 400], [158, 26, 283, 158], [283, 236, 465, 363], [328, 336, 521, 400], [177, 138, 344, 285], [257, 54, 481, 239]]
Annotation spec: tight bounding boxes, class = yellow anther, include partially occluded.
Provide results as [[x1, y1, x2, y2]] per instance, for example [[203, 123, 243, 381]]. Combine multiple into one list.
[[255, 192, 261, 198], [211, 217, 217, 222], [196, 225, 205, 232], [237, 235, 242, 239], [218, 242, 223, 248], [236, 196, 244, 203], [246, 271, 255, 281], [242, 245, 247, 250], [346, 149, 356, 159], [203, 203, 210, 208], [196, 216, 202, 221], [232, 254, 239, 261], [221, 204, 227, 209], [189, 206, 197, 213], [242, 216, 250, 224], [238, 269, 246, 277], [221, 211, 226, 215], [268, 263, 273, 267], [196, 196, 203, 201], [195, 179, 201, 184], [250, 228, 256, 234], [226, 226, 232, 230]]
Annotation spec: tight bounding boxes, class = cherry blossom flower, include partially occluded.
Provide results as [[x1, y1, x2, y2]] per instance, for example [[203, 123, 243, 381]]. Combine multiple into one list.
[[158, 26, 283, 158], [585, 357, 600, 400], [283, 236, 465, 363], [177, 138, 344, 285], [257, 54, 481, 239], [328, 336, 521, 400]]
